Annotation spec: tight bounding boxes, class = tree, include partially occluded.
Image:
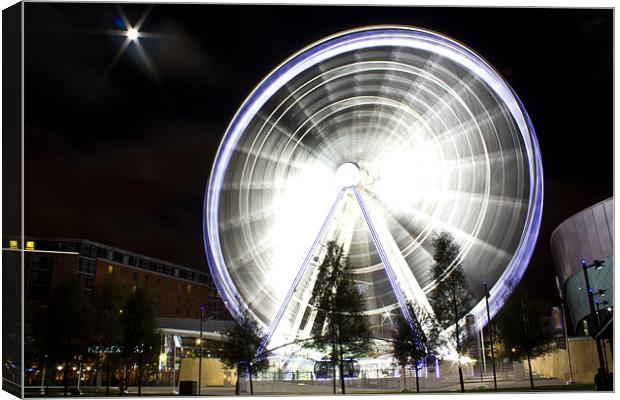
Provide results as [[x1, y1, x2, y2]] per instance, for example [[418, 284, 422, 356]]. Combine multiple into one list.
[[305, 241, 373, 394], [495, 284, 554, 389], [120, 285, 160, 396], [93, 274, 128, 396], [25, 301, 52, 392], [43, 277, 91, 397], [219, 305, 270, 395], [428, 232, 473, 393], [392, 302, 443, 393]]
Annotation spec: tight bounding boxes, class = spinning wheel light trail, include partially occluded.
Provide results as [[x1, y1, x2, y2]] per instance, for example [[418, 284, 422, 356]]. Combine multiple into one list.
[[204, 26, 543, 357], [352, 186, 425, 352], [258, 188, 345, 354]]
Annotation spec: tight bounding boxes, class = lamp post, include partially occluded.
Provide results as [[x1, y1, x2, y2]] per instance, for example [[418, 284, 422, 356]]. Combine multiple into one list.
[[483, 282, 497, 389], [479, 329, 486, 382], [521, 299, 534, 390], [593, 290, 607, 325], [39, 363, 47, 395], [380, 311, 392, 338], [580, 259, 606, 375], [170, 335, 177, 395], [555, 276, 575, 384], [76, 356, 83, 394], [199, 305, 205, 395]]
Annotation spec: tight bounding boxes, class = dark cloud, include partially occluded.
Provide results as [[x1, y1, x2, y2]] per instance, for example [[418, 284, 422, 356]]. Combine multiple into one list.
[[25, 120, 222, 268], [149, 20, 212, 82]]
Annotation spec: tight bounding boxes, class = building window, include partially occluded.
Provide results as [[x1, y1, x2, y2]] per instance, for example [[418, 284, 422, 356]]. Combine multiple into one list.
[[108, 265, 113, 274], [9, 240, 19, 249], [176, 309, 180, 316], [187, 284, 191, 294], [97, 247, 108, 259], [26, 241, 35, 251], [78, 274, 95, 290], [134, 272, 138, 280], [78, 258, 95, 274], [132, 285, 136, 292]]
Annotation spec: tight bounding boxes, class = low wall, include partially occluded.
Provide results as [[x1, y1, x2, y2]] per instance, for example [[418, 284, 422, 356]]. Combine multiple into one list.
[[528, 337, 613, 383], [178, 358, 236, 386]]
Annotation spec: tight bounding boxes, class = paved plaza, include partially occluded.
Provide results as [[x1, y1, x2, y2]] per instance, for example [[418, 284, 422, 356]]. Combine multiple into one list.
[[25, 375, 595, 397]]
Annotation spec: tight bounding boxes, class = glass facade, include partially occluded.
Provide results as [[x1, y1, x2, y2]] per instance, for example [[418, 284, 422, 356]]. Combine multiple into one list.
[[564, 256, 614, 331], [550, 198, 614, 334]]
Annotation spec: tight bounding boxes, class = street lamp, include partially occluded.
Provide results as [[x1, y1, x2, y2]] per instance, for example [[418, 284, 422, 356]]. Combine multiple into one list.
[[39, 354, 48, 395], [483, 282, 497, 389], [593, 289, 607, 325], [380, 311, 392, 338], [555, 276, 575, 385], [580, 259, 607, 374], [199, 305, 205, 395]]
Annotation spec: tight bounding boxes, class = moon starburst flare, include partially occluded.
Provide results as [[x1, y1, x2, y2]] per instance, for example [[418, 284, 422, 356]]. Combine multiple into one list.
[[204, 26, 543, 351]]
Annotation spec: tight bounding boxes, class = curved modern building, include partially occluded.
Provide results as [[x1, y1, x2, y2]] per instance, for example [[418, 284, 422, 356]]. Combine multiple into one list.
[[550, 198, 614, 335]]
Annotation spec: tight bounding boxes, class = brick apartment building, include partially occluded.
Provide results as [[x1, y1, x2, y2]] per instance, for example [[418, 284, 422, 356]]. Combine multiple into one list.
[[6, 237, 229, 320]]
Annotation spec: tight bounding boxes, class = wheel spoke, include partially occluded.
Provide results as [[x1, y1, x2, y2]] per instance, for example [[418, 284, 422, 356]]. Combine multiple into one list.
[[257, 188, 346, 355], [352, 187, 428, 351]]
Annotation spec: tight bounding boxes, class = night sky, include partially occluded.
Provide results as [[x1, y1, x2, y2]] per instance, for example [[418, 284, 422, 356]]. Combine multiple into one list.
[[23, 4, 613, 303]]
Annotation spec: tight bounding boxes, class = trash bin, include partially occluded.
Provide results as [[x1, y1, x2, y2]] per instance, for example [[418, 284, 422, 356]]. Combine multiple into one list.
[[179, 380, 198, 395]]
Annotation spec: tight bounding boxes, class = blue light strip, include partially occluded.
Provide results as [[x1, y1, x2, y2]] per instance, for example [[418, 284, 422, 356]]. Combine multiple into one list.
[[352, 187, 425, 352], [256, 189, 346, 356]]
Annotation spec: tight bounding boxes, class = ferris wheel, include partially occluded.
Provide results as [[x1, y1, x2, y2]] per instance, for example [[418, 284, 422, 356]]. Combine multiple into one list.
[[204, 26, 543, 353]]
